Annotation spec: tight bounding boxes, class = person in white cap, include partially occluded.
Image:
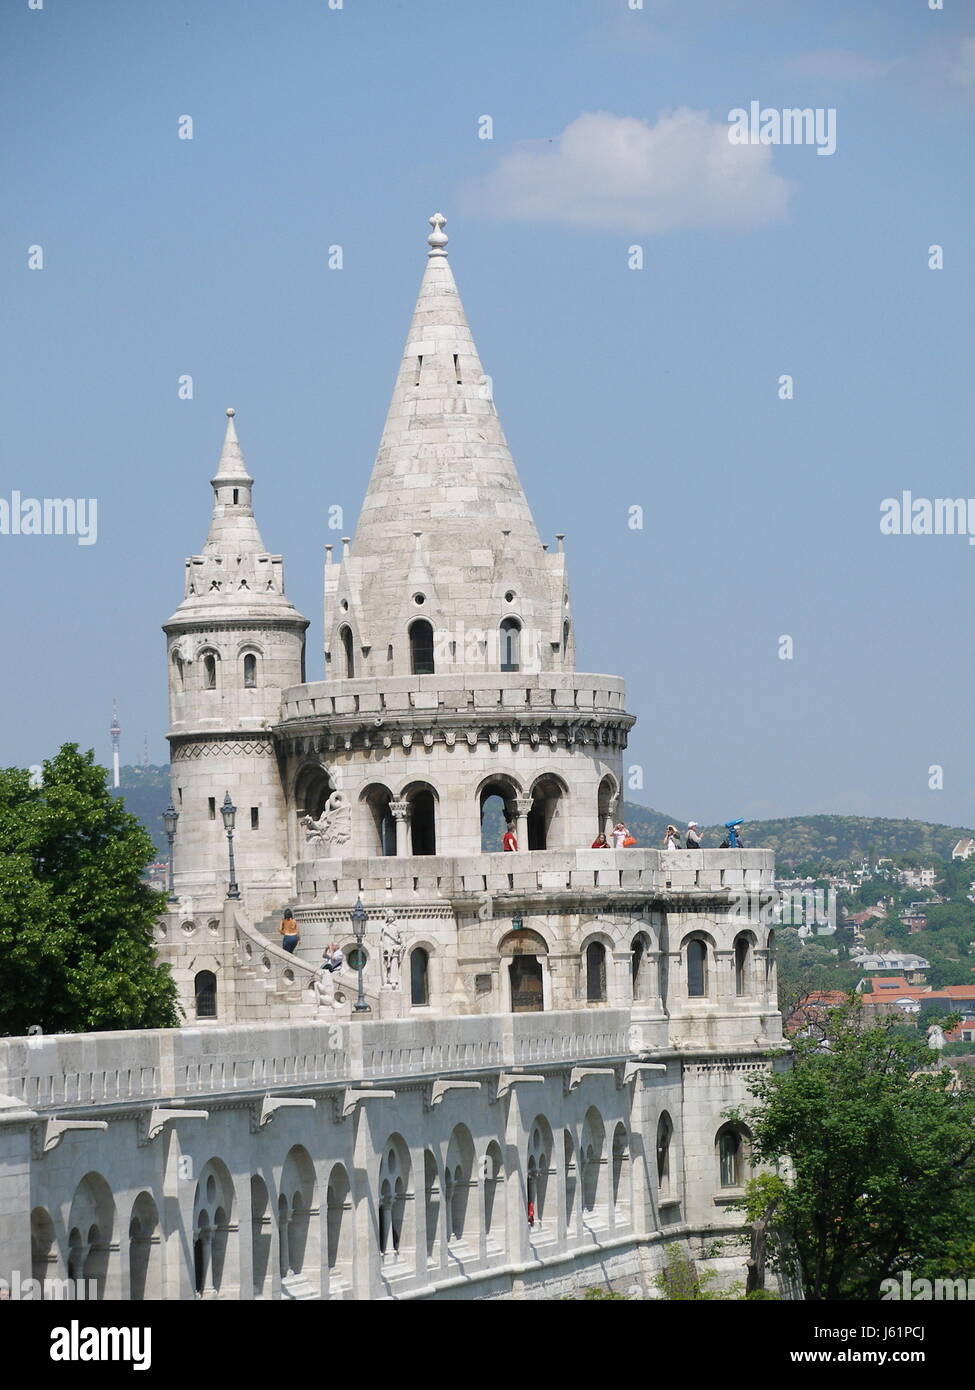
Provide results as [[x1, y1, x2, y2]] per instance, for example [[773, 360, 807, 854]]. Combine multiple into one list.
[[685, 821, 702, 850]]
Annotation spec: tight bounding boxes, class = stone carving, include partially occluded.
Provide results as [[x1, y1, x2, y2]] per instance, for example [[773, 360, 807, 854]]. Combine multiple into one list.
[[313, 966, 340, 1011], [300, 790, 351, 850], [381, 910, 403, 988]]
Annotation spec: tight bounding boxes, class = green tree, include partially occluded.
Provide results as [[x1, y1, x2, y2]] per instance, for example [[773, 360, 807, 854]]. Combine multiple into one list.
[[734, 1000, 975, 1299], [0, 745, 180, 1035]]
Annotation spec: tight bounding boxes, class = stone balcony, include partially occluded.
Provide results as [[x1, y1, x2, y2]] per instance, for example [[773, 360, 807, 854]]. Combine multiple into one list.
[[0, 1010, 635, 1114], [294, 847, 775, 909], [278, 670, 631, 725]]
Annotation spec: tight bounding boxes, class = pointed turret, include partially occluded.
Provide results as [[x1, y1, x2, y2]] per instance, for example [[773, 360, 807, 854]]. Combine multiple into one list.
[[326, 214, 573, 678], [203, 408, 265, 557], [166, 409, 306, 626], [162, 410, 308, 910]]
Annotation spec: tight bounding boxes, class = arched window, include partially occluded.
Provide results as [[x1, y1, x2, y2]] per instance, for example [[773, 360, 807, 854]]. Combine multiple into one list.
[[734, 935, 751, 996], [410, 947, 429, 1006], [585, 941, 607, 1002], [500, 618, 521, 672], [339, 626, 355, 678], [562, 619, 570, 660], [717, 1125, 746, 1188], [243, 653, 257, 688], [686, 938, 708, 997], [408, 788, 437, 855], [631, 934, 647, 999], [203, 653, 217, 690], [656, 1113, 673, 1192], [409, 619, 435, 675], [172, 653, 185, 690], [766, 930, 775, 989], [194, 970, 217, 1019]]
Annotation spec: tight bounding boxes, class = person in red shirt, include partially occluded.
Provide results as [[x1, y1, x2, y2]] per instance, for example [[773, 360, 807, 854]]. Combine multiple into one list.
[[591, 833, 609, 848], [502, 821, 518, 851]]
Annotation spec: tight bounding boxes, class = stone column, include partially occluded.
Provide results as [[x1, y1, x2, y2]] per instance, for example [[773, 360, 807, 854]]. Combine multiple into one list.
[[390, 800, 411, 857], [514, 796, 533, 852]]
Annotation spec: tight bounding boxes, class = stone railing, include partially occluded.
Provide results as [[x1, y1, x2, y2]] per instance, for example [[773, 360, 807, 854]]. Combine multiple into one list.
[[0, 1010, 634, 1115], [279, 671, 629, 723], [295, 848, 775, 906]]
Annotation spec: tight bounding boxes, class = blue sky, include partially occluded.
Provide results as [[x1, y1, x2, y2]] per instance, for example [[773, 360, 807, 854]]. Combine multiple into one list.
[[1, 0, 973, 827]]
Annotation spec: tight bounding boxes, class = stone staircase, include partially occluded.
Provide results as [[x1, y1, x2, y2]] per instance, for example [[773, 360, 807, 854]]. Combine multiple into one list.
[[234, 908, 381, 1018]]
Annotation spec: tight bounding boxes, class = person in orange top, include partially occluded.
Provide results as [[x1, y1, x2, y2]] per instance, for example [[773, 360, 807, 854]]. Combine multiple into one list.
[[279, 908, 300, 954]]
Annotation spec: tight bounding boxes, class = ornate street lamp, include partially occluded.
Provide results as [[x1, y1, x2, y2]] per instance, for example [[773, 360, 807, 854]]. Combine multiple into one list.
[[220, 791, 241, 900], [350, 897, 371, 1013], [162, 802, 179, 904]]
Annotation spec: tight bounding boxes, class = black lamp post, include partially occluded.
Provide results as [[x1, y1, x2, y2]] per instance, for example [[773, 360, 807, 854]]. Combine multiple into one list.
[[162, 802, 179, 903], [351, 897, 371, 1013], [220, 791, 241, 900]]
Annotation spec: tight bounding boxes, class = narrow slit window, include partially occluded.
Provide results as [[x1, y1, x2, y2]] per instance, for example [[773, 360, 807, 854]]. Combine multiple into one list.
[[453, 353, 461, 383], [250, 807, 259, 829], [414, 355, 423, 386], [208, 797, 216, 821], [232, 488, 239, 505]]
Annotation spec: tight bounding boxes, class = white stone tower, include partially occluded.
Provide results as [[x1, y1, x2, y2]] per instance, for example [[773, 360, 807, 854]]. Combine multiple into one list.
[[163, 409, 309, 914]]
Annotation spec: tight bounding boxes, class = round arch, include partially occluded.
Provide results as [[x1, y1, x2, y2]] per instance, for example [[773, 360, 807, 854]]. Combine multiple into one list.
[[527, 772, 569, 851]]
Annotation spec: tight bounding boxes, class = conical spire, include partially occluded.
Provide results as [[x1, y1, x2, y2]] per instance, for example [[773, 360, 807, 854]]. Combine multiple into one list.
[[211, 406, 254, 486], [203, 408, 265, 556], [166, 409, 306, 628], [331, 214, 568, 676]]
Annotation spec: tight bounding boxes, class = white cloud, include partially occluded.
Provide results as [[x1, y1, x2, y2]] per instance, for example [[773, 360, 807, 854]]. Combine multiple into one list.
[[463, 110, 790, 235]]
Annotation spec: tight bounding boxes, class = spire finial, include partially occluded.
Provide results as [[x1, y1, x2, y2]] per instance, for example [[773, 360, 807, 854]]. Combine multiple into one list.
[[427, 212, 448, 257], [226, 406, 236, 418]]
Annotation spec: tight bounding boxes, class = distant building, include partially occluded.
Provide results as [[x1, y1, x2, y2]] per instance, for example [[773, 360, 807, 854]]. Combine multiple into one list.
[[952, 838, 975, 860]]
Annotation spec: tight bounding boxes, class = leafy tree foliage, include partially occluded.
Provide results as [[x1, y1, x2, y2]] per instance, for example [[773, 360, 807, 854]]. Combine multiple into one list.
[[0, 746, 180, 1035], [735, 1000, 975, 1299]]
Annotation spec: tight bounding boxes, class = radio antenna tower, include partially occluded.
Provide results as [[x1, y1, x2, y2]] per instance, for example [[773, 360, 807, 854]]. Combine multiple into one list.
[[110, 699, 121, 788]]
